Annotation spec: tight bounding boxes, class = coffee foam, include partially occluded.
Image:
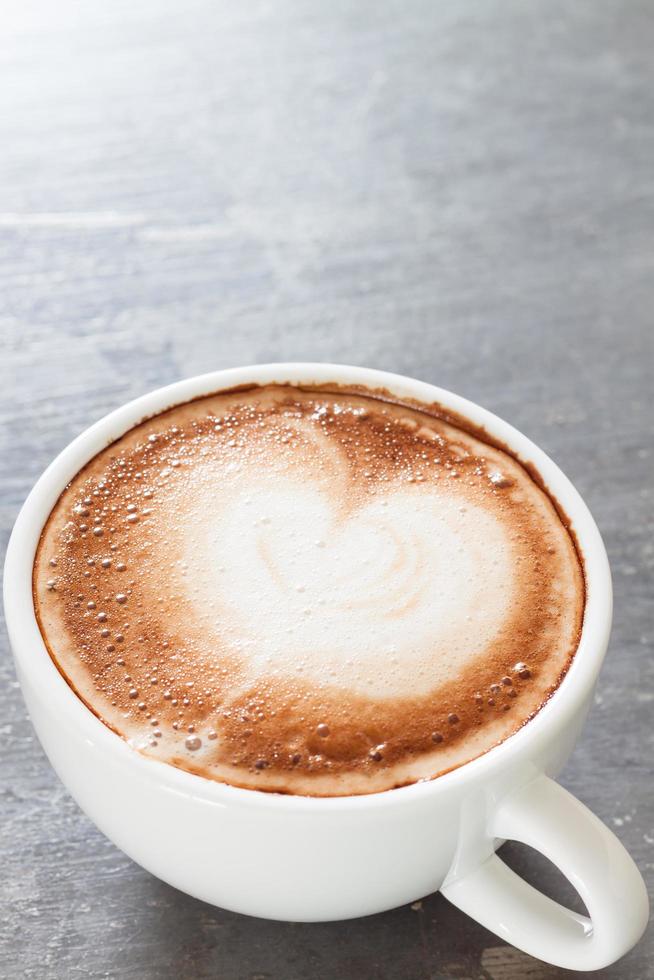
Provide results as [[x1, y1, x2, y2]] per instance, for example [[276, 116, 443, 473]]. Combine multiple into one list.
[[34, 385, 585, 796]]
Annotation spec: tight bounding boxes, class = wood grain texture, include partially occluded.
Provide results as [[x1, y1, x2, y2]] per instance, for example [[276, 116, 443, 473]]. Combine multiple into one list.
[[1, 0, 652, 977]]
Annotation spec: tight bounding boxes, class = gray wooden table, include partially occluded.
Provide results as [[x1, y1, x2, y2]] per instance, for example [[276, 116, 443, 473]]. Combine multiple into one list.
[[1, 1, 652, 977]]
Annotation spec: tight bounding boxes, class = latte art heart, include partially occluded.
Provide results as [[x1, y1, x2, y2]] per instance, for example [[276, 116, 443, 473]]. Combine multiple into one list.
[[181, 472, 513, 699], [35, 384, 584, 796]]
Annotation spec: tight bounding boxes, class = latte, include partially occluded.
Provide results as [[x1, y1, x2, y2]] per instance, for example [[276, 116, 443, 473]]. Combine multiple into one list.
[[34, 384, 584, 795]]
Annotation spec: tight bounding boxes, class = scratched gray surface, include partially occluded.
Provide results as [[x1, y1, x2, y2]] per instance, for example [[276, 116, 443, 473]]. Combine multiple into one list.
[[1, 1, 653, 978]]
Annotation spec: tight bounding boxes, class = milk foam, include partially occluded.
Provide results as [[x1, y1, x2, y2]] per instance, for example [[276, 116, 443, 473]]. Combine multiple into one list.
[[179, 463, 513, 699]]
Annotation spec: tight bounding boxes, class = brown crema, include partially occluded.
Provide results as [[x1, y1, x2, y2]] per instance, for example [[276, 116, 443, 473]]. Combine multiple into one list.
[[34, 384, 585, 796]]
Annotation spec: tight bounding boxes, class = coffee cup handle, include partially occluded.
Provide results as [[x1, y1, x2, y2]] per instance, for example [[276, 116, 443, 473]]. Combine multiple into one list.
[[440, 774, 649, 970]]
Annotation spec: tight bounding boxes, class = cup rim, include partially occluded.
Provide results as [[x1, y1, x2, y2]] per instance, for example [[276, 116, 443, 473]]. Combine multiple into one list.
[[4, 363, 612, 812]]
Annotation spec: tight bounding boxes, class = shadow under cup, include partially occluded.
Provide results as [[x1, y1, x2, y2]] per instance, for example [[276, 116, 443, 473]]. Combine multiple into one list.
[[3, 363, 649, 972]]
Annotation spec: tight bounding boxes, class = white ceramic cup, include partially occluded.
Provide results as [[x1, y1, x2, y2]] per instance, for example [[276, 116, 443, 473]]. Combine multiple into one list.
[[4, 364, 649, 971]]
